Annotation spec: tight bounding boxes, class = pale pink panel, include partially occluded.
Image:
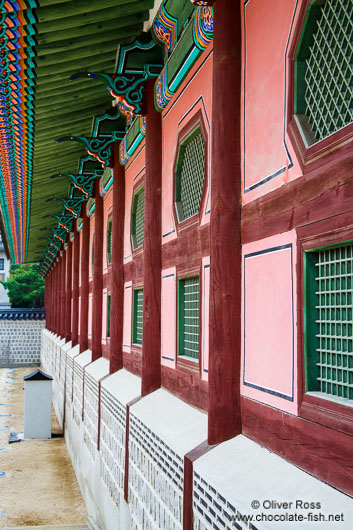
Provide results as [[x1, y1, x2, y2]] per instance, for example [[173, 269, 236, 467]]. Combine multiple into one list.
[[102, 289, 107, 344], [89, 216, 95, 280], [103, 191, 112, 273], [243, 0, 297, 194], [78, 296, 81, 336], [88, 293, 92, 339], [161, 49, 213, 243], [161, 267, 176, 368], [242, 230, 297, 414], [202, 257, 210, 381], [123, 282, 132, 353]]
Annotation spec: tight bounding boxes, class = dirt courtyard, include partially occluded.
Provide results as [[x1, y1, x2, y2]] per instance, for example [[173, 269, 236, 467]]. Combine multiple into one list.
[[0, 367, 87, 528]]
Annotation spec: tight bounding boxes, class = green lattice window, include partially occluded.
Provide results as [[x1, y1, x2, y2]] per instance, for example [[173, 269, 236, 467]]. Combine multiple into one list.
[[107, 294, 111, 338], [132, 288, 143, 346], [175, 127, 205, 222], [131, 187, 145, 250], [178, 276, 200, 360], [295, 0, 353, 144], [304, 242, 353, 403], [107, 218, 112, 265]]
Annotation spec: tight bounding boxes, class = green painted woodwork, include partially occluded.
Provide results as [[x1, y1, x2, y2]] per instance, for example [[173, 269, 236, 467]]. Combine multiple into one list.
[[178, 276, 200, 360], [107, 218, 112, 265], [131, 187, 145, 250], [175, 127, 205, 222], [305, 242, 353, 401], [107, 294, 111, 338], [295, 0, 353, 142], [132, 289, 144, 346]]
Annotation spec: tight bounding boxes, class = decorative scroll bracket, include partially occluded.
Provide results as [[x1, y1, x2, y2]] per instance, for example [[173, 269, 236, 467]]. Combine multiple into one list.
[[55, 196, 88, 218], [58, 132, 124, 169], [59, 173, 101, 198]]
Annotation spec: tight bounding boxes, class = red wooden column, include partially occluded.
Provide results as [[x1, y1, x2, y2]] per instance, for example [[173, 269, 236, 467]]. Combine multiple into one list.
[[56, 258, 62, 336], [65, 238, 73, 343], [48, 271, 53, 331], [54, 263, 59, 335], [72, 221, 80, 347], [208, 0, 242, 444], [80, 211, 90, 352], [110, 143, 125, 374], [92, 179, 104, 361], [52, 265, 57, 333], [141, 80, 162, 397], [60, 249, 66, 339]]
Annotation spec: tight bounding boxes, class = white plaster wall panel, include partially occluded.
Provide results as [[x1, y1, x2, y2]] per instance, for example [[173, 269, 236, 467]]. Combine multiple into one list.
[[129, 389, 207, 530], [84, 358, 110, 459], [100, 387, 126, 511], [65, 343, 80, 403], [193, 435, 353, 530], [83, 371, 99, 459], [72, 350, 92, 426], [161, 267, 176, 368], [123, 282, 132, 353]]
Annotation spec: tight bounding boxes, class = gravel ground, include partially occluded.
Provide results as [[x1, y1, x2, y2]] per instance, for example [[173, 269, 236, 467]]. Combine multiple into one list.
[[0, 367, 87, 528]]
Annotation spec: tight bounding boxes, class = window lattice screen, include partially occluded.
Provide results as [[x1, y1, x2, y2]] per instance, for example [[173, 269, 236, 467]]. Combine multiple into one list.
[[179, 132, 205, 220], [133, 289, 143, 346], [315, 244, 353, 400], [304, 0, 353, 141], [133, 188, 145, 249], [179, 277, 199, 359]]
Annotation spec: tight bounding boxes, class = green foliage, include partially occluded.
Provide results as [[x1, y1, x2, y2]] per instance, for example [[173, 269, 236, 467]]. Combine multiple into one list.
[[1, 264, 44, 308]]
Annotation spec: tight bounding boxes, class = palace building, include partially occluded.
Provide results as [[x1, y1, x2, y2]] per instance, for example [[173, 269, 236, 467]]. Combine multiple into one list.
[[1, 0, 353, 528]]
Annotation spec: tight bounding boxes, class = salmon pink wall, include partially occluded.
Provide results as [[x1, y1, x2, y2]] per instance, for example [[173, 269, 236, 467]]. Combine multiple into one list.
[[123, 142, 145, 264], [103, 189, 113, 273], [161, 267, 176, 369], [122, 281, 132, 354], [161, 47, 213, 245], [241, 230, 297, 415], [242, 0, 303, 204]]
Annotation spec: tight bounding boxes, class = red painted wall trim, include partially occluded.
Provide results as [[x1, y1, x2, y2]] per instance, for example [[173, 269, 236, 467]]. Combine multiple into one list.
[[161, 365, 208, 412], [241, 396, 353, 497], [123, 350, 142, 378], [242, 152, 353, 245], [183, 440, 214, 530], [124, 396, 142, 503], [161, 224, 210, 270]]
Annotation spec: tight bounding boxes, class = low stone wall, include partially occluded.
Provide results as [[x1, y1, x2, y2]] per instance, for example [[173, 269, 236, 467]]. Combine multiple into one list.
[[0, 309, 45, 367]]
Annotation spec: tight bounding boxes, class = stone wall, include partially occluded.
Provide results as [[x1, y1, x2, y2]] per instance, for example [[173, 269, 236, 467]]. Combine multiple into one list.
[[0, 310, 45, 366]]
